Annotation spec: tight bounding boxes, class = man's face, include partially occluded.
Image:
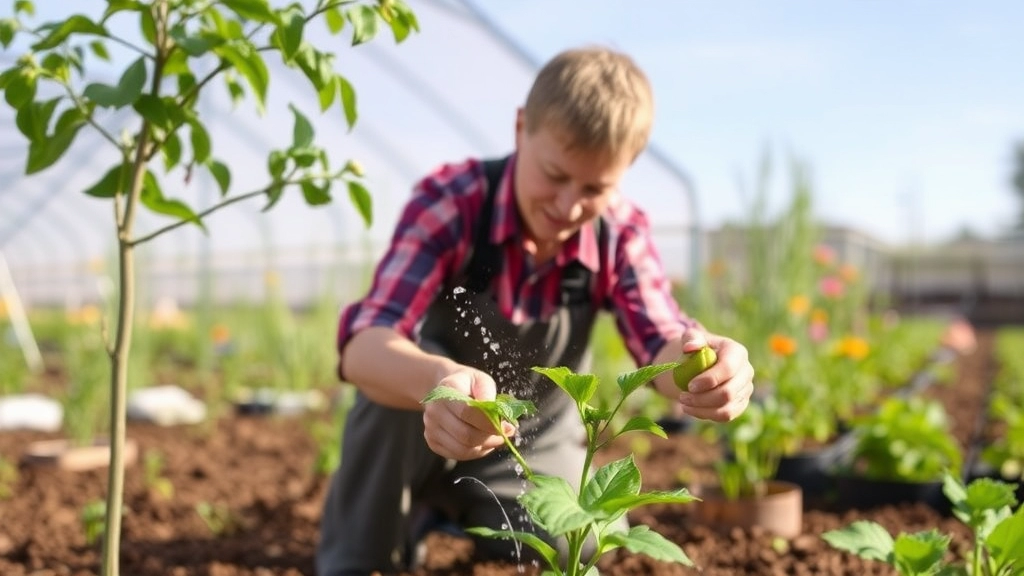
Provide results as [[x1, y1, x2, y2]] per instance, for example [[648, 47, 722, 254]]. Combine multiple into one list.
[[513, 110, 633, 257]]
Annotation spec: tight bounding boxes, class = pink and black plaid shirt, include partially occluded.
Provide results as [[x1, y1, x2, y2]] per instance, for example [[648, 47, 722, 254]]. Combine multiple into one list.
[[337, 155, 696, 368]]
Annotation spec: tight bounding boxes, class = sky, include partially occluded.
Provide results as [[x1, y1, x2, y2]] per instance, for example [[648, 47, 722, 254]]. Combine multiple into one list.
[[2, 0, 1023, 280]]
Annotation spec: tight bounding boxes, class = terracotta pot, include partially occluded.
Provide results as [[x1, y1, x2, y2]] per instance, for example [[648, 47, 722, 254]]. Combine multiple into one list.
[[23, 438, 138, 472], [692, 480, 803, 539]]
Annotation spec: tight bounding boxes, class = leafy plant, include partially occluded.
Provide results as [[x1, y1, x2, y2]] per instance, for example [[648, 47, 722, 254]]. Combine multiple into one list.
[[0, 2, 417, 575], [195, 501, 239, 536], [843, 396, 962, 483], [81, 499, 107, 546], [823, 471, 1024, 576], [716, 396, 800, 500], [142, 449, 173, 499], [423, 363, 697, 576]]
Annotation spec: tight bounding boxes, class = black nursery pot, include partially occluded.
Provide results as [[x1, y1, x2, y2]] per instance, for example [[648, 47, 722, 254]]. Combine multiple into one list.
[[833, 474, 951, 515], [774, 451, 835, 505]]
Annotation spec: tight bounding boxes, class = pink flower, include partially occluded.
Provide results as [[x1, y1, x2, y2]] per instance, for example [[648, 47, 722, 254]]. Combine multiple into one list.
[[819, 276, 845, 299], [813, 244, 836, 267], [809, 321, 828, 343]]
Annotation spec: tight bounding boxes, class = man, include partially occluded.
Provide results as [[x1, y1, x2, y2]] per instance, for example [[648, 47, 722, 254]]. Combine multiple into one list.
[[317, 46, 754, 576]]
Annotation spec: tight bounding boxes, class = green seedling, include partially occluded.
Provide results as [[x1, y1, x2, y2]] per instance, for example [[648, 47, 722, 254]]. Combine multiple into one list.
[[195, 501, 239, 537], [423, 363, 698, 576], [81, 500, 107, 546], [142, 450, 173, 500], [823, 471, 1024, 576], [673, 345, 717, 390]]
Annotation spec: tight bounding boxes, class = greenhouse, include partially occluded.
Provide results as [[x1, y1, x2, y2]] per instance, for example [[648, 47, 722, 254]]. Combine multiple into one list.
[[1, 1, 1023, 575]]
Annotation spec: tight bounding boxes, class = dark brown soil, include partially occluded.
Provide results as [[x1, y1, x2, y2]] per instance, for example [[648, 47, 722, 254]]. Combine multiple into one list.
[[0, 330, 1000, 575]]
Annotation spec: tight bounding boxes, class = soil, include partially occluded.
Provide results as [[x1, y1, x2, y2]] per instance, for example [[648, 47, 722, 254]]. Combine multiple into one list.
[[0, 330, 1002, 576]]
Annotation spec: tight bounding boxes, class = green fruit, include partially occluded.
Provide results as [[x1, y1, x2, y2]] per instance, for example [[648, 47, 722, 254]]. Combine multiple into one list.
[[673, 345, 718, 390]]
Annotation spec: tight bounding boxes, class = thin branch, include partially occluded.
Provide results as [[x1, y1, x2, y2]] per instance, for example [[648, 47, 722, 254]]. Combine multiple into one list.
[[129, 186, 268, 246]]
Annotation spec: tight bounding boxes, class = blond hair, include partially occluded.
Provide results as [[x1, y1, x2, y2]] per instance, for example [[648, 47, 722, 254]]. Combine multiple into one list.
[[523, 46, 654, 159]]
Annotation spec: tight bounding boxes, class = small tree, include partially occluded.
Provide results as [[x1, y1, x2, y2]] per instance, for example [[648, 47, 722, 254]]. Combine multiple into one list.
[[0, 1, 418, 575]]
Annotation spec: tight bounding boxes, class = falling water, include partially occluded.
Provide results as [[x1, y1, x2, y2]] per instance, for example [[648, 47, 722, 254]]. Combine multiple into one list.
[[454, 476, 523, 565]]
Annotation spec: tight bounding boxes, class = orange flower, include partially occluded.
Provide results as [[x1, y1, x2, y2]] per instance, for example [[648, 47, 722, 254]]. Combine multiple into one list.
[[813, 244, 836, 267], [769, 334, 798, 357], [810, 308, 828, 324], [787, 295, 810, 317], [836, 336, 870, 360], [839, 263, 859, 283], [210, 323, 232, 346]]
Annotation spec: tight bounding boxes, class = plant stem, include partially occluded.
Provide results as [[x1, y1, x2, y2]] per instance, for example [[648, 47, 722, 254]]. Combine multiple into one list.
[[499, 426, 533, 480], [100, 3, 167, 575]]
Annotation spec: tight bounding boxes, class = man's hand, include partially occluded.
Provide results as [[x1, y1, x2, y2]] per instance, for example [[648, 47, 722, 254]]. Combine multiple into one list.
[[422, 366, 517, 460], [656, 331, 754, 422]]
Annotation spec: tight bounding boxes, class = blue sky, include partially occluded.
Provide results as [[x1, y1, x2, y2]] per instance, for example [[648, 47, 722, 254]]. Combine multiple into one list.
[[480, 1, 1024, 245], [2, 1, 1022, 276]]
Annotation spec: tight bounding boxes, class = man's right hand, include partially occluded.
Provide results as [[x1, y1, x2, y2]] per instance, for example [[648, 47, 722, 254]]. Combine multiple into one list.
[[422, 366, 517, 461]]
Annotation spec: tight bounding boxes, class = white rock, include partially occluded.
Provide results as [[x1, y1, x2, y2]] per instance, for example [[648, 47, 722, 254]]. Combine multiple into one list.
[[127, 385, 206, 426], [0, 393, 63, 432]]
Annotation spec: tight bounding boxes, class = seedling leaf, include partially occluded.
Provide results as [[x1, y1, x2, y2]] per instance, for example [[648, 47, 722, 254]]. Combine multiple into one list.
[[617, 415, 667, 439], [617, 362, 676, 397], [604, 524, 694, 566], [467, 527, 560, 571], [987, 505, 1024, 569], [892, 530, 949, 576], [581, 456, 642, 514], [822, 521, 895, 563], [520, 475, 594, 536]]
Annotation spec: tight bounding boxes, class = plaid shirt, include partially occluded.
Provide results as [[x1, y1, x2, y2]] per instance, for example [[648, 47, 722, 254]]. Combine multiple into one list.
[[337, 154, 696, 368]]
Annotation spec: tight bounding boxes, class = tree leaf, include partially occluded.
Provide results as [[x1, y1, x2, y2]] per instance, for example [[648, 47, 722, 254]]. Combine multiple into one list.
[[289, 103, 314, 148], [221, 0, 278, 23], [3, 69, 36, 109], [26, 107, 86, 174], [519, 475, 594, 536], [170, 26, 217, 57], [31, 14, 107, 51], [317, 75, 336, 112], [14, 97, 59, 142], [0, 18, 17, 48], [300, 180, 330, 206], [14, 0, 34, 16], [272, 5, 304, 61], [162, 131, 181, 170], [206, 159, 231, 196], [347, 180, 372, 227], [346, 5, 378, 46], [189, 119, 211, 164], [133, 94, 171, 130], [617, 362, 677, 397], [324, 6, 344, 34], [139, 170, 205, 230], [822, 521, 894, 563], [604, 525, 694, 566], [216, 43, 268, 114], [337, 75, 357, 129], [83, 56, 146, 109], [83, 164, 128, 198]]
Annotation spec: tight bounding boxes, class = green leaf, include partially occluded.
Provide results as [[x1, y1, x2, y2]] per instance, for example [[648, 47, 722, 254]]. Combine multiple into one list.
[[162, 131, 181, 170], [88, 40, 110, 60], [221, 0, 278, 23], [84, 164, 128, 198], [617, 362, 677, 397], [83, 56, 146, 109], [102, 0, 143, 22], [1, 18, 20, 49], [599, 488, 697, 513], [532, 367, 597, 404], [581, 456, 641, 515], [189, 119, 211, 164], [14, 1, 33, 16], [170, 26, 217, 57], [300, 180, 331, 206], [987, 505, 1024, 569], [480, 394, 536, 426], [15, 97, 59, 142], [822, 521, 894, 563], [338, 75, 357, 129], [289, 103, 314, 148], [273, 5, 304, 61], [216, 43, 269, 113], [324, 6, 344, 34], [347, 180, 372, 227], [533, 367, 573, 388], [519, 475, 594, 536], [3, 69, 36, 109], [892, 530, 949, 576], [422, 386, 473, 405], [139, 171, 205, 230], [133, 94, 171, 129], [31, 14, 107, 51], [317, 75, 336, 112], [616, 415, 667, 440], [466, 527, 560, 572], [604, 525, 694, 566], [225, 76, 245, 106], [346, 5, 378, 46], [26, 107, 86, 174], [206, 160, 231, 195], [382, 1, 419, 43]]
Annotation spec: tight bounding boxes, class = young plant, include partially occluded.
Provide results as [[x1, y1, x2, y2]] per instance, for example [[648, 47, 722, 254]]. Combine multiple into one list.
[[142, 449, 173, 500], [423, 363, 697, 576], [195, 501, 240, 536], [0, 2, 417, 575], [823, 471, 1024, 576], [81, 499, 107, 546]]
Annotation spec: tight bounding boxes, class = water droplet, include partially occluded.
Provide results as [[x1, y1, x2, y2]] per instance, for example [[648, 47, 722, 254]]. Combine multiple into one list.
[[453, 286, 466, 294], [490, 342, 500, 353], [501, 522, 509, 530], [463, 331, 469, 337], [483, 337, 490, 344], [473, 316, 482, 325], [513, 463, 524, 476], [483, 352, 489, 360]]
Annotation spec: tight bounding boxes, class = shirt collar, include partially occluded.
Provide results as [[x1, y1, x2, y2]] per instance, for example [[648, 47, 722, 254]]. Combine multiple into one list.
[[490, 153, 601, 273]]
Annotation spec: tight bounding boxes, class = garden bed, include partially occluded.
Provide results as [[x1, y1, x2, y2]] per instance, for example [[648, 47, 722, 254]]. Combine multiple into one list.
[[0, 331, 998, 575]]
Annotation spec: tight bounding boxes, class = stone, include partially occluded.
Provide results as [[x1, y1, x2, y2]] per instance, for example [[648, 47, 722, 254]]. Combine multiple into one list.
[[127, 385, 206, 426], [0, 394, 63, 432]]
